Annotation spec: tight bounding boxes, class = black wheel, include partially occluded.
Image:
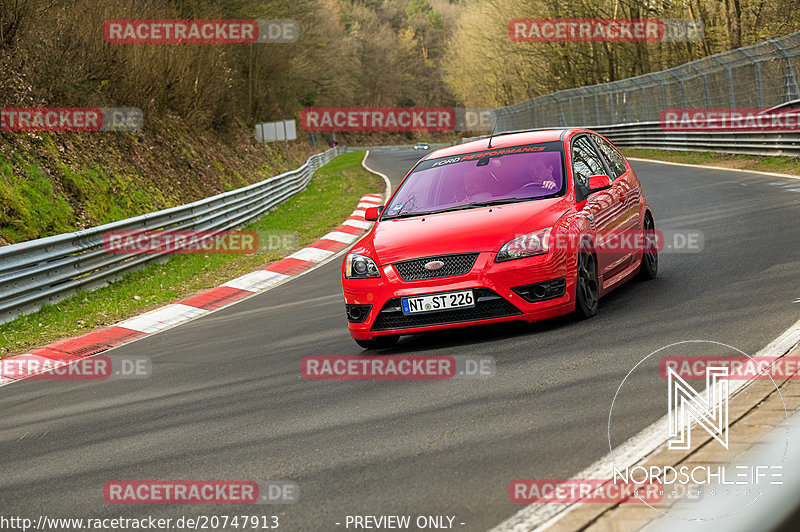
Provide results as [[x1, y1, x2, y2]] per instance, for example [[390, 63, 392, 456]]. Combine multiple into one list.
[[574, 248, 599, 320], [636, 213, 658, 281], [354, 335, 399, 350]]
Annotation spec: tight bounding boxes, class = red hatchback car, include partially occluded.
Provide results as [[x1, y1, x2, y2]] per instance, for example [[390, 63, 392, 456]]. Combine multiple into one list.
[[342, 129, 658, 349]]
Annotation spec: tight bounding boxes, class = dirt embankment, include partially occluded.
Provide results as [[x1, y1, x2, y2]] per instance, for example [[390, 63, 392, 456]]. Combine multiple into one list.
[[0, 119, 324, 245]]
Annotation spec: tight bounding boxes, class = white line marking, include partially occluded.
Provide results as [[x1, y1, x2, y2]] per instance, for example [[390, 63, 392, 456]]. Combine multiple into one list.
[[362, 151, 393, 200], [222, 270, 288, 292], [343, 219, 372, 230], [627, 157, 800, 181], [288, 247, 335, 263], [357, 201, 378, 208], [351, 209, 366, 217], [116, 304, 209, 334], [491, 317, 800, 532], [321, 231, 359, 244]]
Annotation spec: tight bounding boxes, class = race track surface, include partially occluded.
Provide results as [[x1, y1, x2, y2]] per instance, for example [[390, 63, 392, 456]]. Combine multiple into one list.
[[1, 149, 799, 531]]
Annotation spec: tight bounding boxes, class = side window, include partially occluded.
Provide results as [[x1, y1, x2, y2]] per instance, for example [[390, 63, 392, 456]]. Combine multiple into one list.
[[593, 135, 627, 179], [571, 136, 607, 188]]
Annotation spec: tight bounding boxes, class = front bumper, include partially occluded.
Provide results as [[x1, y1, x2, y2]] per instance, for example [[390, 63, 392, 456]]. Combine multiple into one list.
[[342, 250, 575, 340]]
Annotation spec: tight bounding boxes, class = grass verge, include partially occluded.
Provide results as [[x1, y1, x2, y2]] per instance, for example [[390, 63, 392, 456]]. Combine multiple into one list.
[[0, 151, 381, 358], [621, 148, 800, 176]]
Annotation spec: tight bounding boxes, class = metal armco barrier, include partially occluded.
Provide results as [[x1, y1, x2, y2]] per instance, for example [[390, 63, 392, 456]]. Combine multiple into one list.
[[462, 120, 800, 157], [591, 121, 800, 157], [0, 147, 343, 325]]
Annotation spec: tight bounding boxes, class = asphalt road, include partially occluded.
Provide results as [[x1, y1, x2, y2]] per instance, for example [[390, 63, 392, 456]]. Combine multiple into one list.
[[1, 149, 799, 531]]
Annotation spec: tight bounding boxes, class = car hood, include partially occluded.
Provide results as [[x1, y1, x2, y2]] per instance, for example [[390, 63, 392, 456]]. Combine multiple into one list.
[[362, 197, 570, 263]]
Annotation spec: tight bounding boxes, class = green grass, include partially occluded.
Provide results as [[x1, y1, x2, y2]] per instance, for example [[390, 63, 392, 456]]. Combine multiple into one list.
[[0, 151, 381, 358], [0, 150, 179, 243], [621, 148, 800, 176], [0, 155, 76, 242]]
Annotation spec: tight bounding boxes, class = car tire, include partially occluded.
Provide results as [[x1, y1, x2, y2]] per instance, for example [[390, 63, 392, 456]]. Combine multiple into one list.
[[354, 335, 399, 350], [574, 247, 599, 320], [636, 213, 658, 281]]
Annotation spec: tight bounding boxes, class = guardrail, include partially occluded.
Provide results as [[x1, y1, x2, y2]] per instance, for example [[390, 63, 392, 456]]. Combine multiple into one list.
[[592, 121, 800, 157], [0, 146, 343, 325], [462, 115, 800, 157]]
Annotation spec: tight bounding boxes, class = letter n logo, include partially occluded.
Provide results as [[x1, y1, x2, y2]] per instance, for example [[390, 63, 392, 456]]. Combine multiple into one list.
[[667, 365, 729, 450]]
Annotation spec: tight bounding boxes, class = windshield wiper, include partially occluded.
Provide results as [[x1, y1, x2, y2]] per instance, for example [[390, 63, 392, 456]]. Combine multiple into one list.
[[382, 210, 438, 220], [466, 197, 531, 207], [385, 196, 558, 218], [383, 198, 537, 219]]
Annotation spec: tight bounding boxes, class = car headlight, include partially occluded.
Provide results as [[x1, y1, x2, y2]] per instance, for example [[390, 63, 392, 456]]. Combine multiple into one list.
[[496, 228, 552, 262], [345, 253, 381, 278]]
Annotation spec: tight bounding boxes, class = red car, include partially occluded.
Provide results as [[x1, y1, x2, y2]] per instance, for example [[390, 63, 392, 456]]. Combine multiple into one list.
[[342, 129, 658, 349]]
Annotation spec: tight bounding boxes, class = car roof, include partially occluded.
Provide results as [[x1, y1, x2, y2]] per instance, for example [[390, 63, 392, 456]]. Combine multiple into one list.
[[424, 128, 582, 160]]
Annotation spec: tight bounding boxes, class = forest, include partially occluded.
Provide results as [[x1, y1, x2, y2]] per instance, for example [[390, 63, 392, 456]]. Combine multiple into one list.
[[2, 0, 799, 130]]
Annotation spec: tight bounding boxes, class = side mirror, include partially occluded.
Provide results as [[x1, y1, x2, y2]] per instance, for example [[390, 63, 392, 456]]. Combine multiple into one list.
[[586, 175, 612, 193], [365, 205, 383, 221]]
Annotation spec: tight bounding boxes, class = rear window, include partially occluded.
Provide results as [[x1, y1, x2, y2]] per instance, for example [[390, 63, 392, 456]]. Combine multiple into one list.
[[384, 141, 565, 219]]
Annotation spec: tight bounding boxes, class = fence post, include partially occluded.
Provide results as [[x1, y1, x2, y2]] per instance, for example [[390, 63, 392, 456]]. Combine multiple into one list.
[[568, 93, 576, 126], [624, 85, 632, 123], [550, 94, 562, 126], [770, 38, 800, 102], [587, 86, 601, 125], [739, 46, 764, 108], [714, 55, 736, 108], [691, 63, 711, 108], [658, 76, 666, 113], [609, 85, 616, 124], [630, 77, 648, 122]]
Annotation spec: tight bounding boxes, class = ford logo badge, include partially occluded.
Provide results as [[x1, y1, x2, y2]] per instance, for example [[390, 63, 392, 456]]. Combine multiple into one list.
[[424, 260, 445, 271]]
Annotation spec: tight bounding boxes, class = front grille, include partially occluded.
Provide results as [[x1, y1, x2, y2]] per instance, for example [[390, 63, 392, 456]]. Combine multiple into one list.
[[371, 288, 521, 331], [393, 253, 479, 281]]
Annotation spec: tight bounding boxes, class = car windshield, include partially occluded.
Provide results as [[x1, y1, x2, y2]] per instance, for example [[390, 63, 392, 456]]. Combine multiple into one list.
[[384, 141, 565, 219]]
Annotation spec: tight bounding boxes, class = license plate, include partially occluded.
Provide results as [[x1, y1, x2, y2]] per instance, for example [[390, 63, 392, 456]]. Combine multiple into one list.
[[401, 290, 475, 315]]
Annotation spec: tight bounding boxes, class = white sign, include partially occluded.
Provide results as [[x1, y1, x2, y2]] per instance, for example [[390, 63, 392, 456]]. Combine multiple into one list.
[[255, 119, 297, 143]]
